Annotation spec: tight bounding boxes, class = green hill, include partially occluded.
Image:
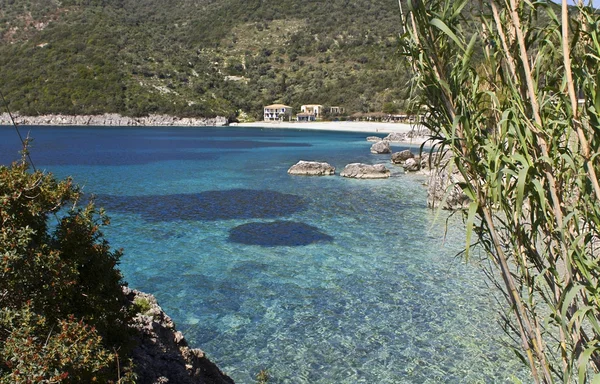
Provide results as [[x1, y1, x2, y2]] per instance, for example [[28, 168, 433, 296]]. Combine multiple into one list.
[[0, 0, 411, 120]]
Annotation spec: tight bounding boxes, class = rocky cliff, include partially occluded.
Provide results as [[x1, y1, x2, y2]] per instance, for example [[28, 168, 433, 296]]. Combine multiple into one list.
[[0, 113, 228, 127], [124, 287, 235, 384]]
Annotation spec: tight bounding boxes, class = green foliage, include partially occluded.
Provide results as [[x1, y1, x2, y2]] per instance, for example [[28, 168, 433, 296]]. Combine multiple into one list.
[[0, 307, 115, 383], [403, 0, 600, 381], [0, 0, 412, 118], [131, 297, 151, 316], [0, 151, 133, 382]]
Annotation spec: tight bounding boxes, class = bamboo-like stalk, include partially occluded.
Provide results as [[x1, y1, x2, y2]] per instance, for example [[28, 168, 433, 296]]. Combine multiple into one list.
[[401, 0, 600, 381]]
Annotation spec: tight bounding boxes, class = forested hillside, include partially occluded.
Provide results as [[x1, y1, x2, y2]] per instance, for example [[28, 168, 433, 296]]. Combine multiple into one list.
[[0, 0, 410, 120]]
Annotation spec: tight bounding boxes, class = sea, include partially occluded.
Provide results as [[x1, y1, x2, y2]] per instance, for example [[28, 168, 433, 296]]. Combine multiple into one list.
[[0, 126, 528, 383]]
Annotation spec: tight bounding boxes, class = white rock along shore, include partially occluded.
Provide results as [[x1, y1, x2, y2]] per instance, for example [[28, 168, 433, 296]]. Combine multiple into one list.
[[0, 113, 228, 127]]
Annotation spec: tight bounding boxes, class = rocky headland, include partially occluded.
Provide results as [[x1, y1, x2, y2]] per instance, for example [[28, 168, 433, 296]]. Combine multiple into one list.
[[124, 287, 234, 384], [0, 113, 228, 127]]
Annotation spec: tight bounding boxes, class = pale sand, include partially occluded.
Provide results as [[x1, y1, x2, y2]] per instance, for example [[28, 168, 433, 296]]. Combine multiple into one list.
[[232, 121, 423, 134], [231, 121, 433, 146]]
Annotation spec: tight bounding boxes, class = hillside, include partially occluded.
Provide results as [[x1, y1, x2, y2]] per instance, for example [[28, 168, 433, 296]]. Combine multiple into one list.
[[0, 0, 410, 120]]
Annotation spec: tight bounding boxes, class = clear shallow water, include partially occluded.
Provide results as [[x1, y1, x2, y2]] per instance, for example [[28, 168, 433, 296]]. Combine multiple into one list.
[[0, 126, 527, 383]]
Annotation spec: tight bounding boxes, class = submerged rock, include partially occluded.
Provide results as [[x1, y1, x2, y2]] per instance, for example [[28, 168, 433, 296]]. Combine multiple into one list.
[[125, 287, 234, 384], [391, 150, 414, 164], [287, 160, 335, 176], [340, 163, 391, 179], [228, 221, 333, 246], [370, 140, 391, 154]]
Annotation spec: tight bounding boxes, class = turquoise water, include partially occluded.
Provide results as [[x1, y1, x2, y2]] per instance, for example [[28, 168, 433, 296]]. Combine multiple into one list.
[[0, 126, 527, 383]]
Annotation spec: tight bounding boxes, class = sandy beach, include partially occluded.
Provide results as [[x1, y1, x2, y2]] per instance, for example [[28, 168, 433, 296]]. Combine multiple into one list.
[[232, 121, 426, 134]]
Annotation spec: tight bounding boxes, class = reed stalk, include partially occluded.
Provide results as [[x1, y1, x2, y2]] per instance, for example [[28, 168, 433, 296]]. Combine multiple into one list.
[[401, 0, 600, 381]]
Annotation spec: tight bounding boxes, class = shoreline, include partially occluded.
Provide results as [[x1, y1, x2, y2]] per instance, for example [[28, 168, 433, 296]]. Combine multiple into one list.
[[232, 120, 426, 134], [232, 121, 433, 146]]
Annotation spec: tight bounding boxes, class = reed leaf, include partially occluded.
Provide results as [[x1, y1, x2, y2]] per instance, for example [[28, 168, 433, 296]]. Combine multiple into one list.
[[401, 0, 600, 381]]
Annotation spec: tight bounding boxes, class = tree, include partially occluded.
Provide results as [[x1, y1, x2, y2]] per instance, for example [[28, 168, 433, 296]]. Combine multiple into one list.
[[0, 147, 134, 382], [402, 0, 600, 382]]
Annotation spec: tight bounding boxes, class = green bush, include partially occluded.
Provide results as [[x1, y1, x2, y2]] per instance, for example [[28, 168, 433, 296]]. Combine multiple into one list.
[[0, 150, 134, 382]]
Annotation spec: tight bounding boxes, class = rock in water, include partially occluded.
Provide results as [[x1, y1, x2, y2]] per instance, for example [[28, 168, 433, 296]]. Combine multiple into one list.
[[391, 150, 414, 164], [403, 158, 420, 172], [370, 140, 391, 154], [383, 132, 407, 142], [366, 136, 384, 142], [427, 168, 470, 210], [287, 161, 335, 176], [340, 163, 391, 179]]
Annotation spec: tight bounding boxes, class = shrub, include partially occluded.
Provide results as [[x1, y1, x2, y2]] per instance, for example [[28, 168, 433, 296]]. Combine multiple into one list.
[[0, 150, 133, 382]]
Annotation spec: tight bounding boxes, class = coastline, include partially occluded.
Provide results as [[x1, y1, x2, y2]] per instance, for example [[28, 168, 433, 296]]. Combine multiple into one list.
[[233, 121, 433, 147], [232, 120, 425, 134], [0, 113, 228, 127], [0, 112, 427, 136]]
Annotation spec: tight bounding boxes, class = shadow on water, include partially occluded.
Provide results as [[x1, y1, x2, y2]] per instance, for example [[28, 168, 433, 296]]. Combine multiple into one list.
[[95, 189, 307, 222], [228, 221, 334, 247]]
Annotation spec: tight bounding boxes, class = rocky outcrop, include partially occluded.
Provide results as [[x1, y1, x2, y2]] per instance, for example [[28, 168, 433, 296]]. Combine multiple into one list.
[[0, 113, 228, 126], [124, 287, 234, 384], [288, 161, 335, 176], [366, 136, 383, 142], [383, 132, 407, 142], [427, 168, 470, 210], [403, 158, 421, 172], [391, 150, 414, 164], [340, 163, 390, 179], [370, 140, 391, 154]]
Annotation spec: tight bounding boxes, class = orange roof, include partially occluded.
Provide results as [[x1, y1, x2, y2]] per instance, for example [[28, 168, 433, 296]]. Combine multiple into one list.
[[265, 104, 292, 109]]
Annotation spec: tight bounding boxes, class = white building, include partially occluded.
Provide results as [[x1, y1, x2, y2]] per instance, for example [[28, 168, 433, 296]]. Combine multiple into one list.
[[264, 104, 293, 121], [300, 104, 324, 120]]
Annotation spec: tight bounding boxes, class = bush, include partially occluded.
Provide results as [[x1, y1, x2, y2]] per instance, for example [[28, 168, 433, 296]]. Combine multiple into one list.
[[0, 150, 133, 382]]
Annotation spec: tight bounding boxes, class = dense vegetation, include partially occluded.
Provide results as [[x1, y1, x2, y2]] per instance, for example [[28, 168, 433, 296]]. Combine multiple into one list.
[[404, 0, 600, 381], [0, 146, 135, 382], [0, 0, 411, 120]]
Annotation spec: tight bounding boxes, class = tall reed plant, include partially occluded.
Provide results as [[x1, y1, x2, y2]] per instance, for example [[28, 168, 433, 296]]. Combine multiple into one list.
[[401, 0, 600, 381]]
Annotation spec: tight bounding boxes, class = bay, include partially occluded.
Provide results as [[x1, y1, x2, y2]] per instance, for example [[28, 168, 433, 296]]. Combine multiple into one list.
[[0, 126, 527, 383]]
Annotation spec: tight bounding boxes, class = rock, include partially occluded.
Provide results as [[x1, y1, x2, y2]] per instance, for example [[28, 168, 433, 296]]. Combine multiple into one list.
[[403, 158, 420, 172], [287, 161, 335, 176], [427, 168, 470, 210], [406, 127, 432, 138], [124, 287, 234, 384], [0, 113, 228, 127], [340, 163, 391, 179], [370, 140, 391, 154], [366, 136, 383, 142], [391, 150, 414, 164], [383, 132, 407, 142]]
